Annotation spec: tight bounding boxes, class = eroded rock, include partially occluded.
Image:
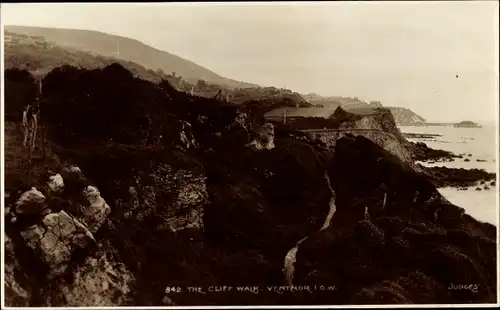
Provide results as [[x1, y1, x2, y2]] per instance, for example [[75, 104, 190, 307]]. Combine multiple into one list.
[[15, 187, 48, 216], [81, 186, 111, 233], [48, 240, 135, 306], [311, 108, 413, 164], [20, 210, 96, 276], [48, 174, 65, 193]]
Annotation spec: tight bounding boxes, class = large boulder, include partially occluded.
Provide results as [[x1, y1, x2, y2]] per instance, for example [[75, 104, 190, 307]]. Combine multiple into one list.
[[20, 210, 96, 277], [15, 187, 48, 216]]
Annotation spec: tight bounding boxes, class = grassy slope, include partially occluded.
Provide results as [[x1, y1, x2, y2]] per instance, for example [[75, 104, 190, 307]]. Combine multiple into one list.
[[4, 31, 168, 83], [5, 25, 258, 89], [3, 122, 62, 195]]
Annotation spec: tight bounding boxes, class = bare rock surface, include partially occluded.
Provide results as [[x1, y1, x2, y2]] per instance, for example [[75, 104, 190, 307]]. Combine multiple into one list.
[[20, 210, 96, 276], [48, 174, 65, 193], [15, 187, 48, 216], [46, 240, 135, 306], [80, 185, 111, 233]]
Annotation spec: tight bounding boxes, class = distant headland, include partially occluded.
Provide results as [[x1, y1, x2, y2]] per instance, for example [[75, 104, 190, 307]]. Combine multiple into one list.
[[407, 121, 482, 128], [453, 121, 482, 128]]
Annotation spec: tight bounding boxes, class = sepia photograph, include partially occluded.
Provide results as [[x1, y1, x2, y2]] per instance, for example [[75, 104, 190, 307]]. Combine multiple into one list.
[[1, 1, 499, 308]]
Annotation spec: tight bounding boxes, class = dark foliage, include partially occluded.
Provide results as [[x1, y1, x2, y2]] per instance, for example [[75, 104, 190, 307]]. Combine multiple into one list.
[[4, 69, 38, 121], [294, 135, 496, 304]]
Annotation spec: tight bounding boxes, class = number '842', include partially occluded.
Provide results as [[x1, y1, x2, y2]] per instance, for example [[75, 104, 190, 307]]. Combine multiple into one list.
[[165, 286, 182, 293]]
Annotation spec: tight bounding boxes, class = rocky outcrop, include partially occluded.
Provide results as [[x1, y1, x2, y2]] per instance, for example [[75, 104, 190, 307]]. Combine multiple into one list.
[[20, 211, 96, 277], [48, 174, 64, 193], [312, 107, 414, 164], [44, 240, 135, 306], [422, 166, 496, 188], [15, 187, 48, 216], [410, 141, 457, 162], [247, 123, 275, 151], [80, 186, 111, 233]]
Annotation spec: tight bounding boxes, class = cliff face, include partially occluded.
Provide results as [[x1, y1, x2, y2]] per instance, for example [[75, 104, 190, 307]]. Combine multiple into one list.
[[292, 94, 426, 126], [4, 64, 497, 306], [310, 107, 414, 164]]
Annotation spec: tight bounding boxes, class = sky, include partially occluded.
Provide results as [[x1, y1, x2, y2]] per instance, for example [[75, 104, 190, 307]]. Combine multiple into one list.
[[2, 1, 499, 123]]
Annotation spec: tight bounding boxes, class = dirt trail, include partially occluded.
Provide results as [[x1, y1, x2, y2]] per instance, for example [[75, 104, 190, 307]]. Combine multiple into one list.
[[283, 171, 336, 286]]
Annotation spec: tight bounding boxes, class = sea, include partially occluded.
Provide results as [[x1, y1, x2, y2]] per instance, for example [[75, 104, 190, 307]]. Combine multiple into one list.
[[400, 125, 498, 226]]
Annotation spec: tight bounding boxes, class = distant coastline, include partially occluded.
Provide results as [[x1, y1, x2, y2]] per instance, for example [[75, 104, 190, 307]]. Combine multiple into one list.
[[409, 122, 482, 128]]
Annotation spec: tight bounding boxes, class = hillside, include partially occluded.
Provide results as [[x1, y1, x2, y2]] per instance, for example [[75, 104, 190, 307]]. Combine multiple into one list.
[[4, 31, 309, 113], [4, 31, 170, 83], [5, 25, 258, 89]]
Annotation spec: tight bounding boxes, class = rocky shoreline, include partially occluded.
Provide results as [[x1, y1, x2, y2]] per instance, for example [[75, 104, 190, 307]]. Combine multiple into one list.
[[4, 64, 497, 306], [406, 140, 495, 190], [422, 166, 495, 189], [409, 141, 458, 162]]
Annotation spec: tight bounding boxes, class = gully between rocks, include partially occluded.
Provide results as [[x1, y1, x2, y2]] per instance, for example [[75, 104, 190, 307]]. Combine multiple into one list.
[[283, 171, 337, 285]]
